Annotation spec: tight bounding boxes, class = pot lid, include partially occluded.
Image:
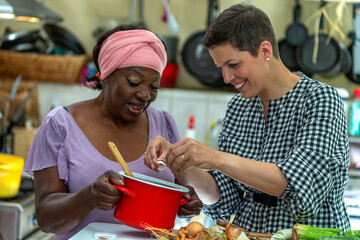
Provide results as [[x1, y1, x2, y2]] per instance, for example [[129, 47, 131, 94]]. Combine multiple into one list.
[[119, 171, 189, 193]]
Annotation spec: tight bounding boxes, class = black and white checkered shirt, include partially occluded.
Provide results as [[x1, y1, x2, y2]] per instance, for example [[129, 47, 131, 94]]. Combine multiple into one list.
[[202, 74, 350, 233]]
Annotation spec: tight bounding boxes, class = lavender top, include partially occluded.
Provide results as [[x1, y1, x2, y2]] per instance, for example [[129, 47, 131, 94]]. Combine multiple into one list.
[[24, 106, 180, 240]]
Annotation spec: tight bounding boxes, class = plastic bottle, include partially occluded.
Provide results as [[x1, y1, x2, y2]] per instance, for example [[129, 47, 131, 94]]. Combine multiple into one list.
[[349, 88, 360, 136], [206, 120, 217, 147], [210, 119, 223, 149], [185, 115, 196, 139]]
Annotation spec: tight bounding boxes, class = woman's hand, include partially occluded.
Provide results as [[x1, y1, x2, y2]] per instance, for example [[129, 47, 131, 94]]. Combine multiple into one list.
[[144, 135, 172, 171], [88, 170, 124, 210], [166, 137, 220, 174], [177, 185, 203, 217]]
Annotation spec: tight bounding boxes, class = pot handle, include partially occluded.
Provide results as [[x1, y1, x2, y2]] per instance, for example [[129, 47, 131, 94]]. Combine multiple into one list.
[[113, 185, 135, 198], [180, 198, 188, 206]]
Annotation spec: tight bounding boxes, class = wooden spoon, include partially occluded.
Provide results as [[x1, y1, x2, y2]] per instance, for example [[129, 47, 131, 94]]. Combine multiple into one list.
[[108, 141, 134, 178]]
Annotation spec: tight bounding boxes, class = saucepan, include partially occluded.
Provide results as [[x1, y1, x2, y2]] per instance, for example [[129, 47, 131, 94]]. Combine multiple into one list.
[[113, 171, 189, 231]]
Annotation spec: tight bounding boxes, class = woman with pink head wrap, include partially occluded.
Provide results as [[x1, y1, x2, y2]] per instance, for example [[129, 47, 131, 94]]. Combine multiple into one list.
[[24, 25, 202, 240]]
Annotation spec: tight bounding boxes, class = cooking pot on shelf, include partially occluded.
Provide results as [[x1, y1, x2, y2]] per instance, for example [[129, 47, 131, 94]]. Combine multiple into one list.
[[0, 154, 24, 198], [113, 171, 188, 231]]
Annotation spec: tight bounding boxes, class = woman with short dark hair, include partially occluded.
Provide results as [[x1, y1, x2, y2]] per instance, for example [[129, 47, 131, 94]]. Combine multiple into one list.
[[145, 4, 350, 233]]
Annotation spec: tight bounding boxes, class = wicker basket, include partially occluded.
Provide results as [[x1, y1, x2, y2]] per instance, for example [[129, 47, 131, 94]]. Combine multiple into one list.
[[0, 50, 88, 84]]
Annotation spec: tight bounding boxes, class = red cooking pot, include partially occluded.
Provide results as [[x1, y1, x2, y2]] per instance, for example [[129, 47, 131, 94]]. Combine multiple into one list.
[[113, 171, 189, 231]]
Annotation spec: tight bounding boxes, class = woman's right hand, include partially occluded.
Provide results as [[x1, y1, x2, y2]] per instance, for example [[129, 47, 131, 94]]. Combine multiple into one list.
[[88, 170, 124, 210], [144, 135, 172, 171]]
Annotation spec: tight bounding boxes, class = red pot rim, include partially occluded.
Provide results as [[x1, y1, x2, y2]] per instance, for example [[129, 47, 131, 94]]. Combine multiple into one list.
[[119, 171, 189, 193]]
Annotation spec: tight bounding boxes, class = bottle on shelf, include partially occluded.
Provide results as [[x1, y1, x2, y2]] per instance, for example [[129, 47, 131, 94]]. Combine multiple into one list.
[[210, 119, 223, 149], [206, 120, 217, 147], [185, 115, 196, 139]]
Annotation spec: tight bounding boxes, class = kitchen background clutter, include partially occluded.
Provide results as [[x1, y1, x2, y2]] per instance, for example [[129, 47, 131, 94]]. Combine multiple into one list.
[[1, 0, 360, 237], [0, 0, 358, 90]]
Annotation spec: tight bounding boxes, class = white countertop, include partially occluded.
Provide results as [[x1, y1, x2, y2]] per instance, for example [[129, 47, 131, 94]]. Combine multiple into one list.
[[69, 222, 154, 240]]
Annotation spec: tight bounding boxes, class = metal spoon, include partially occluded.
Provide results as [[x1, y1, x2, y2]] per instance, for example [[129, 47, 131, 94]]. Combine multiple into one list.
[[108, 141, 134, 178]]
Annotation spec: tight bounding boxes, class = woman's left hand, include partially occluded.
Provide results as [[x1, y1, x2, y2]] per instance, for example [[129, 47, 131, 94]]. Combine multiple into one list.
[[177, 185, 203, 217]]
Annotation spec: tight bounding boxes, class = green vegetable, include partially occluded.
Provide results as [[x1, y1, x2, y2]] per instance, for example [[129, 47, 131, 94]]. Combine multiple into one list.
[[292, 224, 360, 240]]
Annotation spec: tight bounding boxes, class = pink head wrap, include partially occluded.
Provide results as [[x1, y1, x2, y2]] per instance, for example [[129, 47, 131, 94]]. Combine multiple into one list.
[[98, 30, 167, 80]]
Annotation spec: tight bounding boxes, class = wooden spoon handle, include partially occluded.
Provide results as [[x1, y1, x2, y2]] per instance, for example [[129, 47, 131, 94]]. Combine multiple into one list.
[[108, 141, 134, 178]]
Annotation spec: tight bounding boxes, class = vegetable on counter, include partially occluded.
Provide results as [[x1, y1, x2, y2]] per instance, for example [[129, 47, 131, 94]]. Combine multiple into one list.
[[270, 228, 292, 240], [292, 223, 360, 239], [145, 219, 272, 240]]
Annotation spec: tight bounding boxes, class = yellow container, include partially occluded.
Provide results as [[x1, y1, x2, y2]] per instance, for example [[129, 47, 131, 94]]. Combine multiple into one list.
[[0, 154, 25, 198]]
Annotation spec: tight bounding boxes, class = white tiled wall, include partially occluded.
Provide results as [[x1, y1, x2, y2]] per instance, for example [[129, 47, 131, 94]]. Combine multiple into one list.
[[152, 89, 235, 143], [37, 83, 236, 144]]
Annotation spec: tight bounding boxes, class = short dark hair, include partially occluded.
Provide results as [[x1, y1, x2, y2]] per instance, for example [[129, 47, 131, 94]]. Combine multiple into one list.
[[204, 4, 279, 59]]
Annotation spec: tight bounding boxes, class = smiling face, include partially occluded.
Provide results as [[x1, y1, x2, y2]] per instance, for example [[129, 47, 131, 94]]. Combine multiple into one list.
[[209, 42, 270, 99], [102, 67, 160, 122]]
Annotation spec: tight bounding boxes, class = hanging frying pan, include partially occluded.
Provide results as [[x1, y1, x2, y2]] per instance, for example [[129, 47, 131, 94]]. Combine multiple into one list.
[[278, 0, 307, 73], [345, 4, 360, 83], [296, 1, 342, 75], [181, 0, 225, 88], [321, 41, 351, 78], [41, 23, 86, 55], [285, 0, 308, 47], [346, 32, 360, 83], [278, 41, 300, 71]]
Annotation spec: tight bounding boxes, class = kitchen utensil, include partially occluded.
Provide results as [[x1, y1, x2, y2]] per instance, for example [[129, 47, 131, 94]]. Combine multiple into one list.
[[181, 0, 226, 88], [285, 0, 308, 46], [113, 171, 189, 231], [278, 41, 302, 72], [5, 88, 34, 137], [162, 0, 179, 36], [42, 23, 86, 55], [278, 0, 308, 73], [159, 35, 179, 63], [321, 41, 352, 78], [0, 75, 22, 152], [346, 4, 360, 83], [0, 153, 24, 198], [107, 141, 134, 178], [128, 0, 137, 24], [297, 1, 343, 75], [127, 0, 147, 29]]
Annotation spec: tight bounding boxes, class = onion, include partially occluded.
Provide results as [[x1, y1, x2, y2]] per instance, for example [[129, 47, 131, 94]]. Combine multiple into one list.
[[185, 221, 206, 238], [225, 223, 245, 240]]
